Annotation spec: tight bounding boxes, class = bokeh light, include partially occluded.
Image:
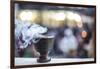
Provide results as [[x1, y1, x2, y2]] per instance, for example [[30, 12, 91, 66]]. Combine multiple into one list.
[[19, 10, 33, 21], [52, 12, 66, 21], [74, 13, 83, 28], [66, 11, 83, 28]]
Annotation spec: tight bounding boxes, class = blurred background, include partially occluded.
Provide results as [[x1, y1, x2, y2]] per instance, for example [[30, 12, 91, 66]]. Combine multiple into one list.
[[14, 3, 96, 58]]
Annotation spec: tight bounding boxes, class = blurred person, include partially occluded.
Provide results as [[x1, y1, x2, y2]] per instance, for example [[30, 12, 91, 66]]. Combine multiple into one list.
[[53, 26, 66, 56], [58, 28, 78, 58], [82, 23, 92, 44], [77, 23, 93, 58], [83, 30, 95, 58]]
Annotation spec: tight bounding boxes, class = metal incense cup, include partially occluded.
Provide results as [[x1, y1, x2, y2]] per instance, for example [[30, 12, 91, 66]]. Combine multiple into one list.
[[36, 35, 54, 63]]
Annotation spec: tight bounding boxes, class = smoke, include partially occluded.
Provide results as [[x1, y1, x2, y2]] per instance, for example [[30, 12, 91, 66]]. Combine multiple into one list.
[[15, 19, 48, 49]]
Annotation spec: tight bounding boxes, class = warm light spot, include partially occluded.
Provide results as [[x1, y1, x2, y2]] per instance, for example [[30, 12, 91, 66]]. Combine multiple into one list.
[[52, 12, 66, 21], [66, 12, 83, 28], [19, 11, 33, 21], [66, 11, 75, 20], [74, 13, 83, 28], [81, 30, 88, 38], [74, 13, 82, 22], [66, 11, 76, 27]]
